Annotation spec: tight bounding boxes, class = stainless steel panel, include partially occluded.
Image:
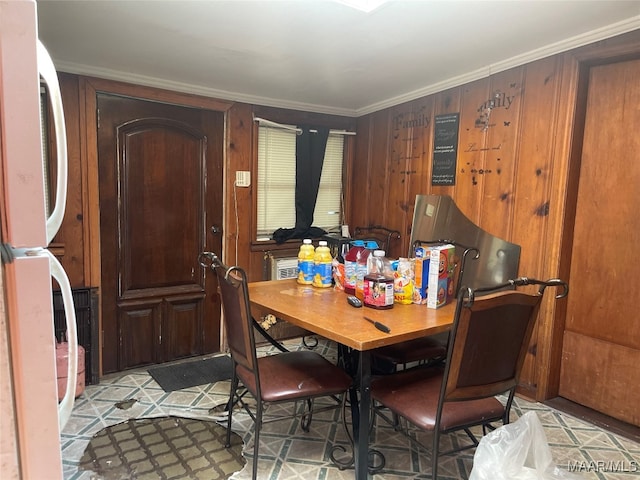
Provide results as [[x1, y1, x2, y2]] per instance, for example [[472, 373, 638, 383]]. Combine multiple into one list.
[[409, 195, 521, 290]]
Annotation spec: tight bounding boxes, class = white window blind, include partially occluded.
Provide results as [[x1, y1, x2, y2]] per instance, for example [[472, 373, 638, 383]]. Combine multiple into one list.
[[257, 125, 344, 238]]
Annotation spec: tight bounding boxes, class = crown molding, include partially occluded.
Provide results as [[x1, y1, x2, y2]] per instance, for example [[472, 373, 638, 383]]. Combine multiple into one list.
[[54, 61, 359, 117], [355, 16, 640, 116], [52, 16, 639, 119]]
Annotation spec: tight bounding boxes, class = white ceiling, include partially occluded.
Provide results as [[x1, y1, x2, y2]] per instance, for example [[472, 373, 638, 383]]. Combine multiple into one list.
[[36, 0, 640, 116]]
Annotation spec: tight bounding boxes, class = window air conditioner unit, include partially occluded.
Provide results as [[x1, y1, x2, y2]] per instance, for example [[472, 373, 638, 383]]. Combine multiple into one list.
[[264, 251, 299, 280]]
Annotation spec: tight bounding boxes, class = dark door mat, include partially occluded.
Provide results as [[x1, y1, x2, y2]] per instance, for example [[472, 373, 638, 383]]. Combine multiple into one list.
[[148, 355, 232, 392]]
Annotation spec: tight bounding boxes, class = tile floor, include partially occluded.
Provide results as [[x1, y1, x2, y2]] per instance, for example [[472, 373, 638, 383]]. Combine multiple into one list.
[[61, 339, 640, 480]]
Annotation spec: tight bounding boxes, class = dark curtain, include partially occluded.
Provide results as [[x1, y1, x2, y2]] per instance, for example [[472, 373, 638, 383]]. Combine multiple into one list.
[[273, 125, 330, 243]]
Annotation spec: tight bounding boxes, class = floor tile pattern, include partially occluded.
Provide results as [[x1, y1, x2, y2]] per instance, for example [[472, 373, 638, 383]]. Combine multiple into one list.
[[78, 416, 244, 479], [61, 338, 640, 480]]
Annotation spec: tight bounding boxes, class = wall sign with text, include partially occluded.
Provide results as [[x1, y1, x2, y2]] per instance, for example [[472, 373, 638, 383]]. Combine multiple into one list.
[[431, 113, 460, 186]]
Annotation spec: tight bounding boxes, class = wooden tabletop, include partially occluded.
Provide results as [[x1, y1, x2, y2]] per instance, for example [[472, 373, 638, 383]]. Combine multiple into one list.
[[248, 279, 456, 351]]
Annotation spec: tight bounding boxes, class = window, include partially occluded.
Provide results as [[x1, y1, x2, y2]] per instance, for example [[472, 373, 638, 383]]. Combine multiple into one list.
[[257, 125, 344, 239]]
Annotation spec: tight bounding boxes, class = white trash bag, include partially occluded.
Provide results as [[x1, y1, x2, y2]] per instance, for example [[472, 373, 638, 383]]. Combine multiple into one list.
[[469, 411, 584, 480]]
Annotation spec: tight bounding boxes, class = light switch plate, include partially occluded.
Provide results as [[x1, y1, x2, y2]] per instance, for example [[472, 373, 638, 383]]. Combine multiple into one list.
[[236, 171, 251, 187]]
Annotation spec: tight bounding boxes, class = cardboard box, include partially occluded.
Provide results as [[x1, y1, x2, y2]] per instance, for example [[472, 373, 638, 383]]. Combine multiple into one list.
[[413, 246, 433, 303], [427, 244, 456, 309], [413, 256, 429, 304]]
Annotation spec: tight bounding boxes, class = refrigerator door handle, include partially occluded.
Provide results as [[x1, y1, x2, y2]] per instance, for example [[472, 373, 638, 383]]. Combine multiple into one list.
[[46, 249, 78, 430], [37, 40, 68, 245], [38, 40, 77, 431]]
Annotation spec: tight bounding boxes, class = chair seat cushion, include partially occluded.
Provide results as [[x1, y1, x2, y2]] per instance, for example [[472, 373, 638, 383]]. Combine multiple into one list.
[[371, 366, 505, 431], [373, 336, 447, 365], [237, 351, 352, 403]]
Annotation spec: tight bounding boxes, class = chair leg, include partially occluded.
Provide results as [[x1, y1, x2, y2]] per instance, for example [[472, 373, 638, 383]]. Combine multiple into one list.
[[225, 373, 239, 448], [301, 398, 313, 432], [392, 412, 402, 430], [252, 401, 263, 480], [431, 430, 441, 479]]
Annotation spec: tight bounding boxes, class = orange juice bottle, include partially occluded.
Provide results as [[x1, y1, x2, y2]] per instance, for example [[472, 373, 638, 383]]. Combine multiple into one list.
[[297, 239, 315, 285], [312, 240, 333, 288]]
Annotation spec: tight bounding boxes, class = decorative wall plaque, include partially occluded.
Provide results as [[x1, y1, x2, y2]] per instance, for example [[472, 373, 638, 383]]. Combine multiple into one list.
[[431, 113, 459, 186]]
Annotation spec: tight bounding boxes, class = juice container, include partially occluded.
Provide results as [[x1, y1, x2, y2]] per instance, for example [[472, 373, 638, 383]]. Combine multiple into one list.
[[332, 242, 349, 291], [363, 250, 394, 309], [354, 241, 378, 300], [297, 239, 315, 285], [312, 240, 333, 288], [343, 240, 365, 295]]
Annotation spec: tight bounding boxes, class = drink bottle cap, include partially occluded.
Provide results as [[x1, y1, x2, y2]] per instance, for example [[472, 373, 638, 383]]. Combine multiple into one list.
[[303, 239, 312, 244], [373, 250, 385, 257], [319, 240, 328, 246]]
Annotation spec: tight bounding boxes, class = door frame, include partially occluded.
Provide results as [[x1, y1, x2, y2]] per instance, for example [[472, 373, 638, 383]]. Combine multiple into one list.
[[79, 76, 233, 376], [540, 34, 640, 400]]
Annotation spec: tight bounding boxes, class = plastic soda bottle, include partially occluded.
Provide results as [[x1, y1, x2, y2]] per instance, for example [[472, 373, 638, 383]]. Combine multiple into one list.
[[297, 239, 315, 285], [344, 240, 365, 295], [312, 240, 333, 288]]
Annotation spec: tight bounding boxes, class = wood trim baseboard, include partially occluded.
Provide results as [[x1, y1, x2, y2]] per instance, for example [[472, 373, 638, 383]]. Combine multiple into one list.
[[544, 397, 640, 444]]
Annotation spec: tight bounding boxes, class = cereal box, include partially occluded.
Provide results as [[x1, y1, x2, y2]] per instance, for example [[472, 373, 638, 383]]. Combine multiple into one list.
[[426, 244, 456, 309], [413, 245, 432, 303], [413, 256, 429, 304]]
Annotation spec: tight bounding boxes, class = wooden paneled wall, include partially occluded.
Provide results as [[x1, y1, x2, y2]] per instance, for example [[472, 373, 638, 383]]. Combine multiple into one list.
[[352, 58, 566, 394], [349, 60, 567, 397], [52, 30, 640, 398], [350, 58, 562, 259], [348, 30, 640, 399]]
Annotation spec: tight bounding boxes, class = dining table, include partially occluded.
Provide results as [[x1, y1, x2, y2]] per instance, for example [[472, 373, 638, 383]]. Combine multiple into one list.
[[248, 278, 456, 480]]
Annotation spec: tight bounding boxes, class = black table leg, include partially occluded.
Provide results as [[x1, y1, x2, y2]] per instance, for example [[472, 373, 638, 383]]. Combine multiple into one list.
[[331, 346, 384, 477], [355, 350, 371, 480]]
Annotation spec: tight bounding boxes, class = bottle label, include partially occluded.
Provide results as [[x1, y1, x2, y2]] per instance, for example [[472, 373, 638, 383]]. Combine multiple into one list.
[[344, 260, 357, 290], [298, 260, 314, 285], [363, 276, 394, 308], [355, 262, 368, 287], [313, 262, 333, 288]]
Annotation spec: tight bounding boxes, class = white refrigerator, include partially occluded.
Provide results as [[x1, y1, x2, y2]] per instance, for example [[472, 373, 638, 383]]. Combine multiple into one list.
[[1, 1, 77, 478]]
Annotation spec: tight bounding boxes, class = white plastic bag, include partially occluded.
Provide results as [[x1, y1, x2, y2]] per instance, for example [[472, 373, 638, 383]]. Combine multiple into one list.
[[469, 411, 583, 480]]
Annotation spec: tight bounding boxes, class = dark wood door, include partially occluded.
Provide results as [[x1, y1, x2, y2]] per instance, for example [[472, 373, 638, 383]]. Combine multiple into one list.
[[559, 59, 640, 426], [98, 94, 223, 373]]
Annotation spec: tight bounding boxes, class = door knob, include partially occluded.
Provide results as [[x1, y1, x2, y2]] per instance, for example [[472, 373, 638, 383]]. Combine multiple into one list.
[[210, 226, 222, 235]]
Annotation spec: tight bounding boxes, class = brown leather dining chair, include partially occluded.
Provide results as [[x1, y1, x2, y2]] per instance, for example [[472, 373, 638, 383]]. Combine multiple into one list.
[[200, 252, 352, 480], [370, 277, 568, 479]]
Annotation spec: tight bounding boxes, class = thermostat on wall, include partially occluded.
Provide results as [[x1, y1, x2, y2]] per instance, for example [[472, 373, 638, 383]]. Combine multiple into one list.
[[236, 171, 251, 187]]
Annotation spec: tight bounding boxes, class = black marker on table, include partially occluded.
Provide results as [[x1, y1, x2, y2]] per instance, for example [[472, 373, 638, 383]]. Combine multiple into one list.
[[363, 316, 391, 333]]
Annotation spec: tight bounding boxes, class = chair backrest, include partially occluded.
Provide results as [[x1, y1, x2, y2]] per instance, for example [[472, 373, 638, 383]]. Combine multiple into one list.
[[207, 254, 259, 376], [441, 278, 568, 404], [353, 225, 401, 254]]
